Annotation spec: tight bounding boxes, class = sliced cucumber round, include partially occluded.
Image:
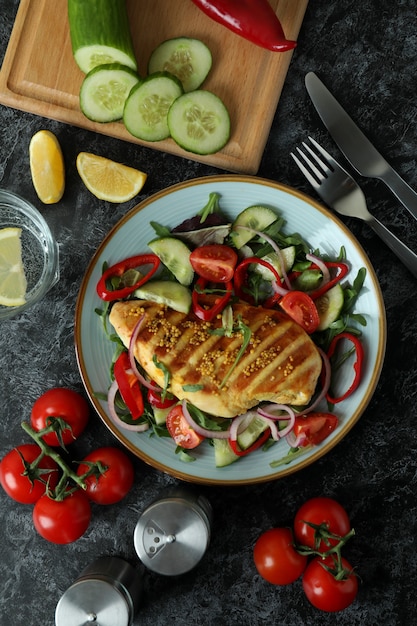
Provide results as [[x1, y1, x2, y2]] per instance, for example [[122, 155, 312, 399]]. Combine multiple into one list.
[[254, 246, 296, 280], [167, 90, 230, 155], [316, 283, 344, 331], [237, 416, 269, 450], [124, 72, 183, 142], [148, 37, 212, 93], [230, 205, 278, 249], [79, 63, 140, 122], [147, 237, 194, 286], [133, 280, 192, 313]]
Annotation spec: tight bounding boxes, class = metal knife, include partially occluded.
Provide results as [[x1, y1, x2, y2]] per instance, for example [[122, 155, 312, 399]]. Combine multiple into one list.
[[305, 71, 417, 221]]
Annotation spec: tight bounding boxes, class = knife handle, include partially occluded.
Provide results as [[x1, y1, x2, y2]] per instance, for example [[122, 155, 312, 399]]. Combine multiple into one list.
[[370, 215, 417, 278], [380, 168, 417, 221]]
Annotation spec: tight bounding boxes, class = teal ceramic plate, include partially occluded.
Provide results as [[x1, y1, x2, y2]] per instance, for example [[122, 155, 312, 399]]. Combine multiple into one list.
[[75, 175, 386, 485]]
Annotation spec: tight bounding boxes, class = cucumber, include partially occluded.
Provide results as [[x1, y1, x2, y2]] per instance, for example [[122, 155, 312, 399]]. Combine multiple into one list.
[[237, 416, 270, 450], [148, 37, 212, 93], [213, 438, 239, 467], [230, 206, 278, 249], [133, 280, 192, 313], [147, 237, 194, 286], [254, 246, 296, 281], [315, 283, 344, 331], [293, 269, 322, 292], [68, 0, 138, 74], [124, 72, 183, 142], [79, 63, 140, 122], [153, 406, 171, 426], [167, 90, 230, 155]]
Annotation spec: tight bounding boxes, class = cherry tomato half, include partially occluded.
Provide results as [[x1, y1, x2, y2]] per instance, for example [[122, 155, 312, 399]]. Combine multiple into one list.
[[279, 291, 320, 334], [166, 405, 205, 449], [253, 527, 308, 585], [77, 447, 134, 505], [30, 388, 90, 447], [0, 444, 59, 504], [294, 497, 351, 552], [190, 244, 238, 283], [33, 490, 91, 544], [302, 555, 358, 612], [293, 413, 338, 447]]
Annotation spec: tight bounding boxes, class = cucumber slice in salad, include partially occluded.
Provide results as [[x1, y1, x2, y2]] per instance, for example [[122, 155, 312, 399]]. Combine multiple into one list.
[[254, 246, 296, 280], [213, 416, 270, 467], [124, 72, 184, 142], [148, 37, 212, 93], [147, 237, 194, 286], [133, 280, 192, 313], [230, 205, 278, 249], [167, 90, 231, 155], [79, 63, 140, 122], [315, 283, 344, 331]]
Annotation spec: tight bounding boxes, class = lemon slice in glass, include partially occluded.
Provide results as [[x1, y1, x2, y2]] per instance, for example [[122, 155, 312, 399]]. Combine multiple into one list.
[[0, 227, 27, 307], [76, 152, 147, 203], [29, 130, 65, 204]]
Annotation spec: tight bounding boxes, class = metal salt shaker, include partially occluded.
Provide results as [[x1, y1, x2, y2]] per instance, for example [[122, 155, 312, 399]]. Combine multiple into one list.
[[134, 486, 212, 576], [55, 556, 143, 626]]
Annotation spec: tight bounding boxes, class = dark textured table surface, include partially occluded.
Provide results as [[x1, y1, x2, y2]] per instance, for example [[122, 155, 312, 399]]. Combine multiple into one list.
[[1, 1, 417, 625]]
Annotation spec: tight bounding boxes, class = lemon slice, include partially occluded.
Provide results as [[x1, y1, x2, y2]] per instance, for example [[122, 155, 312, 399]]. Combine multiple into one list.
[[76, 152, 147, 203], [29, 130, 65, 204], [0, 227, 27, 307]]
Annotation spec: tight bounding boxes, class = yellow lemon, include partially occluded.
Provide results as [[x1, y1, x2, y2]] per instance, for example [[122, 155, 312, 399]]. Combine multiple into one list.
[[29, 130, 65, 204], [0, 227, 27, 307], [76, 152, 147, 203]]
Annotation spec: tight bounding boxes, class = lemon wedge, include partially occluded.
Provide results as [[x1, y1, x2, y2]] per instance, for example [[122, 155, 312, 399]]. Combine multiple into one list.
[[29, 130, 65, 204], [0, 227, 27, 307], [76, 152, 147, 203]]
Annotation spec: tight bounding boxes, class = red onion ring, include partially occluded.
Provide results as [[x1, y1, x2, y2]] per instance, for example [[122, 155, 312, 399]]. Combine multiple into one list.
[[229, 411, 279, 442], [181, 400, 230, 439], [107, 379, 150, 432], [128, 315, 161, 393], [257, 404, 295, 437]]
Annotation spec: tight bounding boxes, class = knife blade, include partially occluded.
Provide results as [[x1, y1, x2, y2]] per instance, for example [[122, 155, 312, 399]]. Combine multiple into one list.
[[305, 71, 417, 221]]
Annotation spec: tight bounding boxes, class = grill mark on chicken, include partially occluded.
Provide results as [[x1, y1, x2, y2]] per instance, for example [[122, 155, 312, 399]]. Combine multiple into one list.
[[109, 299, 322, 418]]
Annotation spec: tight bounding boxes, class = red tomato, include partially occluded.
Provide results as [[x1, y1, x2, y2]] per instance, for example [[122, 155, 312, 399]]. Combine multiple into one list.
[[280, 291, 320, 334], [33, 490, 91, 544], [30, 388, 90, 446], [294, 497, 351, 552], [253, 527, 308, 585], [76, 447, 134, 505], [303, 555, 358, 612], [166, 405, 205, 449], [0, 444, 59, 504], [147, 387, 177, 410], [293, 413, 338, 446], [190, 245, 238, 282]]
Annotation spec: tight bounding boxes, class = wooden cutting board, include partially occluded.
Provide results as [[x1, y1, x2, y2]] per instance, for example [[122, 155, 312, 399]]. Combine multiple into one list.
[[0, 0, 308, 174]]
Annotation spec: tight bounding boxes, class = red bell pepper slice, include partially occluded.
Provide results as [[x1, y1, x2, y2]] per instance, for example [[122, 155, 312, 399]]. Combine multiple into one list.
[[229, 428, 271, 457], [190, 0, 297, 52], [192, 277, 233, 321], [326, 332, 364, 404], [309, 262, 349, 300], [113, 352, 144, 419], [234, 257, 283, 305], [96, 254, 160, 301]]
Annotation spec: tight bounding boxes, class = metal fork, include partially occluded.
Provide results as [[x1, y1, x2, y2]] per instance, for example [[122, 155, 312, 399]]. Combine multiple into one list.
[[291, 137, 417, 278]]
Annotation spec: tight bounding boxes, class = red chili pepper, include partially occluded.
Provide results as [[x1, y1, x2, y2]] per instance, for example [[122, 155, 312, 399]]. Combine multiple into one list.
[[96, 254, 160, 301], [326, 332, 364, 404], [192, 277, 233, 321], [234, 257, 283, 304], [191, 0, 297, 52], [229, 428, 271, 457], [114, 352, 144, 419]]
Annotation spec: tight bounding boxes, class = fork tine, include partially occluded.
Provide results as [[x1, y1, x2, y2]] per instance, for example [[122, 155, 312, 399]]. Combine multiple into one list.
[[308, 136, 335, 164], [290, 150, 321, 189]]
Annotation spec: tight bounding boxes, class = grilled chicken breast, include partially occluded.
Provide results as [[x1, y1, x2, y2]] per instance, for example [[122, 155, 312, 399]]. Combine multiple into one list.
[[109, 299, 322, 418]]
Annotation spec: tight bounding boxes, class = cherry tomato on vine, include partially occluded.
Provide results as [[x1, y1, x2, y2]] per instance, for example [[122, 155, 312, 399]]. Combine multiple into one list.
[[279, 290, 320, 334], [302, 555, 358, 612], [33, 490, 91, 544], [0, 444, 59, 504], [190, 244, 238, 283], [253, 527, 307, 585], [166, 405, 205, 449], [76, 447, 134, 505], [294, 497, 351, 552], [30, 388, 90, 446]]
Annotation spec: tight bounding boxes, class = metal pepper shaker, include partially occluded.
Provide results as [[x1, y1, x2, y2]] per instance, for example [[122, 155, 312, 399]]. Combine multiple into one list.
[[134, 486, 212, 576], [55, 556, 143, 626]]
